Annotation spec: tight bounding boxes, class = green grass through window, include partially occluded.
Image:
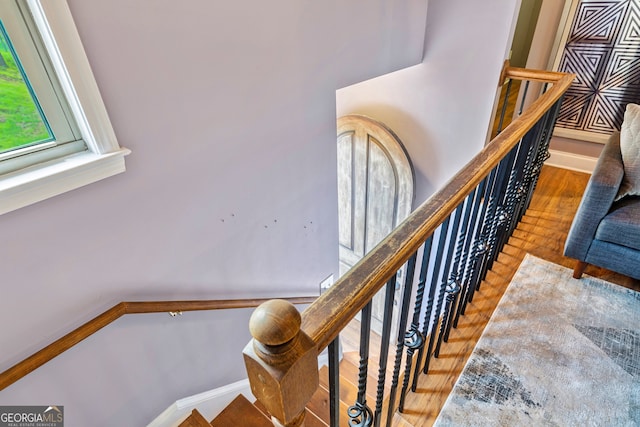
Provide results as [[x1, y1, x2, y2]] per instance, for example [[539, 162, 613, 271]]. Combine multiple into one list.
[[0, 22, 52, 154]]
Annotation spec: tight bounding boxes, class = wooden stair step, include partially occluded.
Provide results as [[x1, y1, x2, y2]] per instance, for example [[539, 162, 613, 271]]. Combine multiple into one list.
[[253, 396, 327, 427], [339, 352, 392, 401], [178, 409, 210, 427], [306, 382, 351, 426], [210, 394, 272, 427], [319, 365, 359, 405]]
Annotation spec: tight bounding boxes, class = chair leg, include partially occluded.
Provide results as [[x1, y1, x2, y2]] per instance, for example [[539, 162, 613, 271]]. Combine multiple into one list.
[[573, 261, 588, 279]]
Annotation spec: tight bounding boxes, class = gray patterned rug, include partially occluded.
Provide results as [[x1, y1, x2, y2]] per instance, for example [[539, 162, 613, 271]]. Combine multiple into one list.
[[434, 254, 640, 427]]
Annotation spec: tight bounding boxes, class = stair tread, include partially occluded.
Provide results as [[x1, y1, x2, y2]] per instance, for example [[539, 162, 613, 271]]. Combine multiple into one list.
[[254, 397, 327, 427], [210, 394, 272, 427], [339, 352, 392, 402], [178, 409, 210, 427], [306, 382, 351, 426]]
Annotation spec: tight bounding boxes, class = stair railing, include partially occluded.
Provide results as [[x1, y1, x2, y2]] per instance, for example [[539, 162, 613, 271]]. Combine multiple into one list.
[[0, 296, 316, 391], [243, 65, 574, 427]]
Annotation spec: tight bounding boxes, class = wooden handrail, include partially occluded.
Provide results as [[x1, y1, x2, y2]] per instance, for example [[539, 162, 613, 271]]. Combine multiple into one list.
[[0, 296, 316, 391], [300, 67, 575, 351]]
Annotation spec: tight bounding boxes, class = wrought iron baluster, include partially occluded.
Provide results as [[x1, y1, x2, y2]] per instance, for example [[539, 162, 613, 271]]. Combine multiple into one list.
[[349, 302, 373, 427], [508, 130, 542, 239], [523, 98, 564, 211], [454, 176, 489, 326], [422, 215, 457, 374], [443, 190, 476, 343], [411, 218, 450, 390], [460, 168, 497, 310], [384, 252, 418, 427], [433, 204, 464, 358], [372, 276, 398, 427], [480, 151, 516, 279], [494, 143, 524, 254], [329, 337, 341, 427], [396, 238, 433, 412], [473, 161, 505, 290], [518, 80, 530, 115]]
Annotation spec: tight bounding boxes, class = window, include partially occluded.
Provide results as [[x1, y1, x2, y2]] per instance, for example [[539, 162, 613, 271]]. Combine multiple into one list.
[[0, 20, 54, 156], [0, 0, 129, 215]]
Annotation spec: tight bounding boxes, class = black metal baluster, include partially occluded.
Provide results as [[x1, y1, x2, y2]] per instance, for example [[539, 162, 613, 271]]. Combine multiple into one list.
[[385, 252, 418, 427], [494, 143, 524, 254], [523, 98, 564, 211], [349, 303, 373, 427], [518, 80, 530, 115], [473, 163, 504, 291], [465, 166, 499, 307], [433, 204, 464, 358], [481, 151, 516, 279], [453, 177, 488, 326], [411, 218, 451, 390], [507, 129, 542, 240], [397, 238, 433, 412], [329, 337, 341, 427], [443, 190, 476, 343], [372, 276, 398, 427], [422, 216, 456, 374]]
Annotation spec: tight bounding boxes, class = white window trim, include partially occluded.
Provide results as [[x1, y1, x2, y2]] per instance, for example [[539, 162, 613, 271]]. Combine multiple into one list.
[[0, 0, 129, 215]]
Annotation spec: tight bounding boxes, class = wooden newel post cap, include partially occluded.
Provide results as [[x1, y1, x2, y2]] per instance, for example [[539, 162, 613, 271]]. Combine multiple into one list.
[[244, 299, 319, 427], [249, 299, 301, 346]]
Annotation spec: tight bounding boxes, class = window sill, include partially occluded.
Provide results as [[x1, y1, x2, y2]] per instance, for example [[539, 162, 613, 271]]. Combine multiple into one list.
[[0, 148, 130, 215]]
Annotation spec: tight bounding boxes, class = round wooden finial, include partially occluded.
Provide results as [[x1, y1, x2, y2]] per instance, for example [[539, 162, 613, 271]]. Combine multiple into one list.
[[249, 299, 301, 346]]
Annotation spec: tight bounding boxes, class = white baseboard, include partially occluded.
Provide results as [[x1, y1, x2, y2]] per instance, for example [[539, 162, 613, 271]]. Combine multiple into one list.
[[545, 149, 597, 174], [147, 379, 254, 427]]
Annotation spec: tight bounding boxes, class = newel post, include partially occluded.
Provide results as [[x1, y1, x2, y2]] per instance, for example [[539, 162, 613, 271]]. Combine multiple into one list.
[[243, 299, 319, 427]]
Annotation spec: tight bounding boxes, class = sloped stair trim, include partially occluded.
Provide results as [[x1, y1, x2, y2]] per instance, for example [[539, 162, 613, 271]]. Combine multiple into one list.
[[147, 379, 254, 427]]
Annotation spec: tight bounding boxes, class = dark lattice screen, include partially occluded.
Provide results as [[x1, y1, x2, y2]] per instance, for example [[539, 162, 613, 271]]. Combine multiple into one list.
[[556, 0, 640, 135]]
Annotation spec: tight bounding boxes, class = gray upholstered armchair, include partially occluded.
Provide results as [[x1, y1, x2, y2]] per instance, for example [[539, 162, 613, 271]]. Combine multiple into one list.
[[564, 131, 640, 280]]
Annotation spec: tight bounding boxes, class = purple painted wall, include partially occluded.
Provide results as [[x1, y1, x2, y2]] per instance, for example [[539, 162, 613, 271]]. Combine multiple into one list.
[[0, 0, 521, 425], [0, 1, 427, 425], [337, 0, 521, 206]]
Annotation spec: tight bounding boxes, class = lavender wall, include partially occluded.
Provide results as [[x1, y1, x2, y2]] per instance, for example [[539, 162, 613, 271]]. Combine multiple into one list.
[[0, 1, 523, 425], [0, 1, 427, 426], [336, 0, 522, 206]]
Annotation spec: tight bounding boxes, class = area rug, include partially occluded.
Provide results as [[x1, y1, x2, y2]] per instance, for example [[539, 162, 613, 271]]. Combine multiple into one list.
[[434, 254, 640, 426]]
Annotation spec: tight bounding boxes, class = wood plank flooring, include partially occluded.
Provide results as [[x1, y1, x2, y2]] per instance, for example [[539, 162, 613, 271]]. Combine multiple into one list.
[[342, 165, 639, 426]]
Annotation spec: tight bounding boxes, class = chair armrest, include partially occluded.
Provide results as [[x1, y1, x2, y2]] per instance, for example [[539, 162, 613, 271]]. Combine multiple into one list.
[[564, 132, 625, 260]]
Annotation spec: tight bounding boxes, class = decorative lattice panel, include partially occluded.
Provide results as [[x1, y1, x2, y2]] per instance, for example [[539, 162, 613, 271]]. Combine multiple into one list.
[[556, 0, 640, 135]]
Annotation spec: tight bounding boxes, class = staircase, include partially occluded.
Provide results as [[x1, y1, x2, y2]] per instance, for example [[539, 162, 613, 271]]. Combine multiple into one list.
[[179, 351, 397, 426], [187, 66, 574, 427]]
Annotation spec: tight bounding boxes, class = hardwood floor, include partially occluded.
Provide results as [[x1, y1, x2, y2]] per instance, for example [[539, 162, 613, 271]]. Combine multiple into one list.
[[341, 165, 639, 426]]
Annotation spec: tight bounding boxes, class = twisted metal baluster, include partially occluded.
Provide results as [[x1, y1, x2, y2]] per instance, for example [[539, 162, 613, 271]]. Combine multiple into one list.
[[396, 238, 433, 412], [432, 204, 464, 359], [349, 302, 374, 427], [372, 276, 397, 427], [411, 218, 451, 390], [494, 151, 521, 254], [458, 169, 496, 314], [434, 279, 461, 358], [480, 153, 515, 281], [424, 206, 462, 373], [443, 190, 477, 343], [453, 176, 489, 326], [523, 99, 564, 211], [472, 165, 503, 294], [383, 252, 418, 427]]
